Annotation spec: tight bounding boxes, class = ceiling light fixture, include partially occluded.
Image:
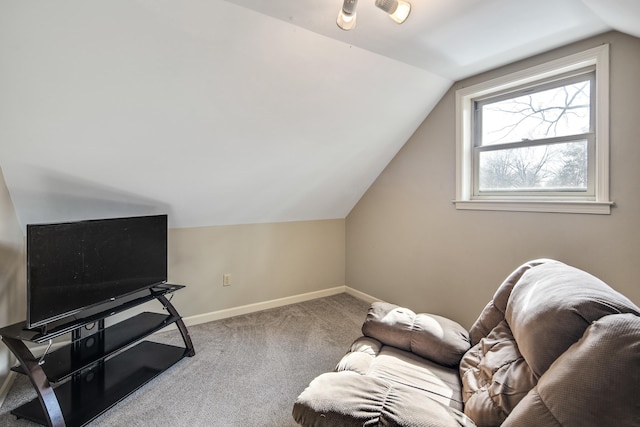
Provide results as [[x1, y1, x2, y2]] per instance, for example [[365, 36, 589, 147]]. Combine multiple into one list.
[[337, 0, 411, 30], [337, 0, 358, 30], [375, 0, 411, 24]]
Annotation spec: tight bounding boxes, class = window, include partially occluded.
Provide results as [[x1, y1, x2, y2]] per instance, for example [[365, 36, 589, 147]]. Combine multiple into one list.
[[455, 45, 612, 214]]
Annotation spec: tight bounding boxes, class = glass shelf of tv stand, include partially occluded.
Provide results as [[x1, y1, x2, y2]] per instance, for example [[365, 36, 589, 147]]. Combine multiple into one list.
[[11, 311, 182, 383], [0, 283, 185, 344], [12, 340, 189, 427]]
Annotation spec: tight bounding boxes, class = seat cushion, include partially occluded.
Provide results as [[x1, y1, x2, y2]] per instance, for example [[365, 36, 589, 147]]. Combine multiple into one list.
[[292, 336, 475, 426], [293, 371, 474, 427], [338, 336, 465, 411]]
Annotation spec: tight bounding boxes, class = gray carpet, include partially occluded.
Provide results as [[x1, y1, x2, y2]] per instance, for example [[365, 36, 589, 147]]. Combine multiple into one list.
[[0, 293, 370, 427]]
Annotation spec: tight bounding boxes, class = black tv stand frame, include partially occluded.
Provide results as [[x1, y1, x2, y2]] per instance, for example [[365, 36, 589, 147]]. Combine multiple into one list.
[[0, 284, 195, 427]]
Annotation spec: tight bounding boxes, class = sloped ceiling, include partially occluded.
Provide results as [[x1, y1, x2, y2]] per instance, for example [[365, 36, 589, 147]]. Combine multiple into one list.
[[0, 0, 638, 230]]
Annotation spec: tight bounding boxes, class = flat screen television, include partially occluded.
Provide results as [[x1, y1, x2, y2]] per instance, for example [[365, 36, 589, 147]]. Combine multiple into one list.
[[26, 214, 168, 329]]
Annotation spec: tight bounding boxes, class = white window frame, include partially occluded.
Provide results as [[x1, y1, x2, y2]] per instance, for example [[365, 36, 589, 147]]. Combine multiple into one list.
[[454, 45, 613, 214]]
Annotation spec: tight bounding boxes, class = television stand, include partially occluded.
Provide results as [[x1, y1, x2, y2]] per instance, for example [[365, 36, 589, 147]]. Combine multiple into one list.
[[0, 285, 195, 427]]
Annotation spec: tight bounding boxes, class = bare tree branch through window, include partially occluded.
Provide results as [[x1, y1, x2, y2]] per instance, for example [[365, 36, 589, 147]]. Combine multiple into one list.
[[475, 74, 592, 192]]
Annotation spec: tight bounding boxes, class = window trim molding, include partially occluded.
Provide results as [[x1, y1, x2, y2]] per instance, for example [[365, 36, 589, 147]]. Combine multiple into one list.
[[454, 44, 611, 214]]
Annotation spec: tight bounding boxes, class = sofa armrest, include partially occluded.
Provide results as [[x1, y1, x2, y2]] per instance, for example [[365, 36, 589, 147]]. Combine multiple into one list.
[[361, 302, 470, 367]]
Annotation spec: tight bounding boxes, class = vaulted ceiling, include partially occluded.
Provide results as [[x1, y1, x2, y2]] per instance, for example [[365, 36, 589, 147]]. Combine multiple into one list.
[[1, 0, 639, 229]]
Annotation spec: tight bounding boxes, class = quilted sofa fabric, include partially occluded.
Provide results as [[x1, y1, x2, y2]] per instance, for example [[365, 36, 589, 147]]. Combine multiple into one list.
[[294, 338, 475, 426], [503, 313, 640, 427]]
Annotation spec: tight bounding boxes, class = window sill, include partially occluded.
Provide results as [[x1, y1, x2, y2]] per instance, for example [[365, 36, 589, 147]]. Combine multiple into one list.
[[452, 200, 614, 214]]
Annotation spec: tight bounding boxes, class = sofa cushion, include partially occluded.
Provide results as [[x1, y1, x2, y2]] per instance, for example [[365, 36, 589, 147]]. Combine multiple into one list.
[[293, 335, 474, 425], [293, 371, 475, 427], [460, 320, 536, 426], [505, 261, 640, 378], [362, 302, 471, 367], [338, 337, 465, 411], [469, 259, 548, 346]]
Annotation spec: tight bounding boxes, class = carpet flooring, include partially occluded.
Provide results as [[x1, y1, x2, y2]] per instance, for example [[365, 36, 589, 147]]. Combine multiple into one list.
[[0, 293, 370, 427]]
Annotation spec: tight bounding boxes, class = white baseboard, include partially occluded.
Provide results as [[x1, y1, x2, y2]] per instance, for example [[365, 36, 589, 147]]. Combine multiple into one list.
[[345, 286, 383, 305], [182, 285, 349, 327]]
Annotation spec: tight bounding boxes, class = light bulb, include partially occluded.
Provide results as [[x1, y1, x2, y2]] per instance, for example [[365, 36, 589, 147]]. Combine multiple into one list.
[[375, 0, 411, 24], [337, 0, 358, 30], [389, 0, 411, 24], [337, 9, 356, 30]]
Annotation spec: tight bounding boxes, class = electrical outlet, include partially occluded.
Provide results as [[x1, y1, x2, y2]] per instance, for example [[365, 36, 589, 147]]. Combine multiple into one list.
[[223, 273, 232, 287]]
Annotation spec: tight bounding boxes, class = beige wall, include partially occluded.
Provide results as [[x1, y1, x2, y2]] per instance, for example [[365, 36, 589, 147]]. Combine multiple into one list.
[[167, 219, 346, 318], [346, 31, 640, 329], [0, 167, 26, 386]]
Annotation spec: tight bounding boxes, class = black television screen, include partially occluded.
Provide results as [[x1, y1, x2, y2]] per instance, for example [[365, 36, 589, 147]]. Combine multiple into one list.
[[27, 214, 168, 329]]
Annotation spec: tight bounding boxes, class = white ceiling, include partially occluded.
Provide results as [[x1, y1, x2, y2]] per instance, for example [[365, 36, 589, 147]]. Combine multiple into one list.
[[0, 0, 638, 230]]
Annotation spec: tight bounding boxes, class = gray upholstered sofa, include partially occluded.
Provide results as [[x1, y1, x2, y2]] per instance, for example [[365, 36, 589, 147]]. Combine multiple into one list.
[[292, 259, 640, 426]]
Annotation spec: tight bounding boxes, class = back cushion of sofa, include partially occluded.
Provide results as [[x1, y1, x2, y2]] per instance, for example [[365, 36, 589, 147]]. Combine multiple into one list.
[[468, 259, 550, 346], [502, 313, 640, 427], [505, 262, 640, 378]]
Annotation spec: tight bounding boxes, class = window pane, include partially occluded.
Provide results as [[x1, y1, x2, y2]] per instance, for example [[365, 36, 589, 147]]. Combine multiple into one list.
[[480, 79, 591, 146], [478, 141, 588, 192]]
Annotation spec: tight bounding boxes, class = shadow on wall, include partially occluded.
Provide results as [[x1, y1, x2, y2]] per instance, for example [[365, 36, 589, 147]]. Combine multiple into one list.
[[3, 164, 171, 230], [0, 242, 25, 380]]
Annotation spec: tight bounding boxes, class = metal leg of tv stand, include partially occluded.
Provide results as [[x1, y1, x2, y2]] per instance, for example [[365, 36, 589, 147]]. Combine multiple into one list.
[[157, 294, 196, 357], [1, 336, 66, 427]]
